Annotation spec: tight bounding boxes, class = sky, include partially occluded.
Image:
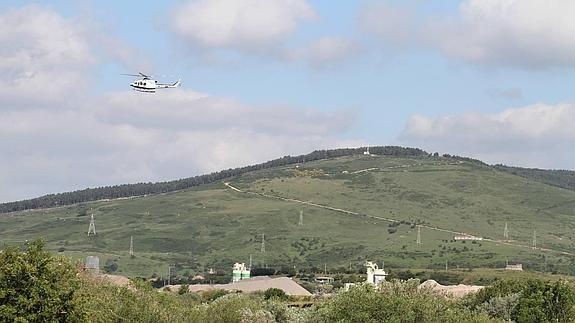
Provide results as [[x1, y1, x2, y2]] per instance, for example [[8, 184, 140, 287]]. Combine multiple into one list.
[[2, 0, 575, 202]]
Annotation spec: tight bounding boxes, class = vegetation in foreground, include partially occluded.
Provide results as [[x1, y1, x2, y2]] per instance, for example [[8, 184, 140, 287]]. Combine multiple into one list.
[[3, 241, 575, 322]]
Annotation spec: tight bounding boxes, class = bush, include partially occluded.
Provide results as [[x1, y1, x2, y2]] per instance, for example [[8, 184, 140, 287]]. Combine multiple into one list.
[[467, 279, 575, 322], [312, 281, 491, 322], [0, 240, 84, 322], [202, 289, 229, 302], [263, 288, 288, 301], [178, 284, 189, 295]]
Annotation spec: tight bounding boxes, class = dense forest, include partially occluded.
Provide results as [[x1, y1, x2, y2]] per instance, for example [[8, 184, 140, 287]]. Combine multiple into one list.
[[494, 165, 575, 192], [0, 146, 427, 213]]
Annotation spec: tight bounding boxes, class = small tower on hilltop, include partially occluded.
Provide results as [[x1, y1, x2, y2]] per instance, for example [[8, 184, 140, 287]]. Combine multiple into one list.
[[87, 214, 96, 236]]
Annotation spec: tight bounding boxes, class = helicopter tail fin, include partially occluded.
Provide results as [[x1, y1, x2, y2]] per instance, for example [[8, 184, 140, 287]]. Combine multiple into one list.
[[172, 79, 181, 88]]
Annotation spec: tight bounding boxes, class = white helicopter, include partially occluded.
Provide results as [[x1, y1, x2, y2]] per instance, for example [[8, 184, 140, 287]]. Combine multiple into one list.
[[122, 72, 181, 93]]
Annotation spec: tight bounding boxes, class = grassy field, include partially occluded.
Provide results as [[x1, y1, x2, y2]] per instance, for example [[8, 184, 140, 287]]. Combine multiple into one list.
[[2, 154, 575, 278]]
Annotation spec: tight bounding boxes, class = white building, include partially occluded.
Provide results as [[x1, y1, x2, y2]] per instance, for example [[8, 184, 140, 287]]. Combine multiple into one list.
[[232, 263, 251, 282], [505, 264, 523, 271], [366, 261, 387, 286], [454, 235, 483, 241], [363, 147, 371, 155]]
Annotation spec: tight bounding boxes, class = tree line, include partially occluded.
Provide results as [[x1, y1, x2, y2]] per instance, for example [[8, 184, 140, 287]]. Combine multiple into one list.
[[0, 146, 427, 213]]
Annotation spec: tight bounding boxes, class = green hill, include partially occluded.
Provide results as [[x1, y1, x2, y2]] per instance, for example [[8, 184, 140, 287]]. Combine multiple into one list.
[[2, 150, 575, 278]]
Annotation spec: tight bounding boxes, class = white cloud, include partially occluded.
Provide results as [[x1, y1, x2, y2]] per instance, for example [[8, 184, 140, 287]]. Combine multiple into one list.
[[289, 37, 361, 69], [361, 0, 575, 68], [0, 5, 93, 104], [401, 103, 575, 168], [170, 0, 315, 51]]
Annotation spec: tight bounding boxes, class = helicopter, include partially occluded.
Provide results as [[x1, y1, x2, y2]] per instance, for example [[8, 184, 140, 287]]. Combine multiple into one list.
[[122, 72, 181, 93]]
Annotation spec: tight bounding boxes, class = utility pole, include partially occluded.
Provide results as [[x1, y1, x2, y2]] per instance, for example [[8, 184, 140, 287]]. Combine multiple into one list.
[[298, 209, 303, 226], [532, 230, 537, 250], [445, 259, 448, 271], [249, 254, 252, 269], [261, 233, 265, 253], [504, 222, 509, 239], [167, 265, 172, 286], [129, 236, 134, 256], [416, 225, 421, 245], [324, 263, 327, 275], [87, 214, 96, 236]]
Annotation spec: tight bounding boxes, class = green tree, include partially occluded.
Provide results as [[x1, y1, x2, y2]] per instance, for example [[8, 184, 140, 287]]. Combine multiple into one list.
[[263, 288, 288, 301], [0, 240, 84, 322]]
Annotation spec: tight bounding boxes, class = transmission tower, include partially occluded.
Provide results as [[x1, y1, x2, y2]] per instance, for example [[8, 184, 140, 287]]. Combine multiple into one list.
[[298, 210, 303, 226], [87, 214, 96, 236], [503, 222, 509, 239], [129, 236, 134, 256], [416, 225, 421, 245], [261, 233, 265, 253], [532, 230, 537, 250]]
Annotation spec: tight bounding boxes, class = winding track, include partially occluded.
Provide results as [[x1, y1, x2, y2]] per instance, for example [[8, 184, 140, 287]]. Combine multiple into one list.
[[223, 182, 574, 257]]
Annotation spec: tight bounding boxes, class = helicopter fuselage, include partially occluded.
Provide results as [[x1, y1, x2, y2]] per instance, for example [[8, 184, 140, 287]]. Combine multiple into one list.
[[130, 79, 157, 93]]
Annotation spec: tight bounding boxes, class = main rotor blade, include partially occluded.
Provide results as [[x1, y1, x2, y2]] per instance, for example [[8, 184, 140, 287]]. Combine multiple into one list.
[[139, 72, 152, 78], [121, 73, 141, 77]]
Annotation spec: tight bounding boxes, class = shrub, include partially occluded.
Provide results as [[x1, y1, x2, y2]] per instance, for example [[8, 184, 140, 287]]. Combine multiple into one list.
[[0, 240, 84, 322], [312, 281, 491, 322], [178, 284, 189, 295], [263, 288, 288, 301], [467, 279, 575, 322], [202, 289, 229, 302]]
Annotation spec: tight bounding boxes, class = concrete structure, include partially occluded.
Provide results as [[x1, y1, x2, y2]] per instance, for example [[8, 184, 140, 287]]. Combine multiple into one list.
[[505, 264, 523, 271], [454, 235, 483, 241], [232, 263, 251, 282], [172, 276, 312, 296], [366, 261, 387, 286], [315, 276, 334, 284], [85, 256, 100, 274]]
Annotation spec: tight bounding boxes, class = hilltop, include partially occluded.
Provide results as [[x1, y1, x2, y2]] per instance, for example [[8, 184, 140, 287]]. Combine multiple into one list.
[[2, 147, 575, 278]]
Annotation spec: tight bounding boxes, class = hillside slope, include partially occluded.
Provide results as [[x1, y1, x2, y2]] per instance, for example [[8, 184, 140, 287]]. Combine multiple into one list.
[[2, 153, 575, 278]]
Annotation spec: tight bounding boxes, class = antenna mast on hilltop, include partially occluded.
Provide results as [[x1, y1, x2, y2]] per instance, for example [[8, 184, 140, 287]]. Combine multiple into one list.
[[503, 222, 509, 239], [129, 236, 134, 256], [87, 214, 96, 236], [298, 210, 304, 226], [416, 225, 421, 245]]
